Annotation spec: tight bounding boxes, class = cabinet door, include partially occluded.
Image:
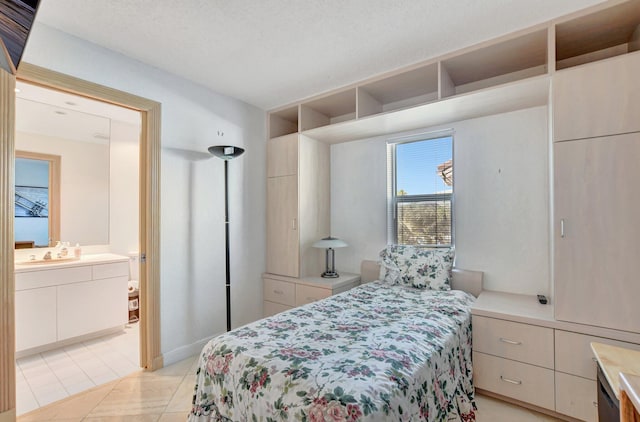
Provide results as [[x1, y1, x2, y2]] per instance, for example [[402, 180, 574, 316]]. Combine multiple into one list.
[[553, 53, 640, 141], [554, 133, 640, 332], [267, 134, 298, 177], [15, 287, 57, 351], [57, 277, 128, 341], [266, 175, 299, 277]]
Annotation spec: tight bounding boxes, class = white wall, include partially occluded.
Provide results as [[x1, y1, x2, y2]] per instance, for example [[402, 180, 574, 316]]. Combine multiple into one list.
[[331, 106, 550, 296], [109, 120, 141, 257], [16, 131, 110, 246], [22, 23, 267, 364]]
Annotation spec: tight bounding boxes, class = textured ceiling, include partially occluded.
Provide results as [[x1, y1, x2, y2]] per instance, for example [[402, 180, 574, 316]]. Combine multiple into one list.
[[34, 0, 607, 110]]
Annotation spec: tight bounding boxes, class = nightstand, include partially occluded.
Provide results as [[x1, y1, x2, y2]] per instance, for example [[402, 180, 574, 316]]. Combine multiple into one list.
[[262, 272, 360, 317]]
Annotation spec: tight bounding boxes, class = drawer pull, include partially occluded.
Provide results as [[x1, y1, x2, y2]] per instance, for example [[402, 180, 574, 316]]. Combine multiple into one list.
[[273, 289, 284, 295], [500, 376, 522, 385], [592, 401, 598, 407], [499, 337, 522, 346], [592, 357, 598, 362]]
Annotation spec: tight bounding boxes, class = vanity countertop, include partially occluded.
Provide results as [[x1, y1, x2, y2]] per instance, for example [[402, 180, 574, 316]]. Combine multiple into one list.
[[591, 342, 640, 401], [14, 253, 129, 273]]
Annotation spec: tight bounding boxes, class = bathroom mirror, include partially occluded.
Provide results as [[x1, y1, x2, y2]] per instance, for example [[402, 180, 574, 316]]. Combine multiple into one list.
[[14, 87, 111, 247]]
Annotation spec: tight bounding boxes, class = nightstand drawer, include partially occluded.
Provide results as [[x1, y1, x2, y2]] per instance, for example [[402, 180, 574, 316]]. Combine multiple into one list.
[[472, 315, 554, 369], [263, 300, 293, 318], [555, 330, 640, 380], [555, 372, 597, 422], [263, 277, 295, 306], [473, 351, 555, 410], [295, 284, 331, 306]]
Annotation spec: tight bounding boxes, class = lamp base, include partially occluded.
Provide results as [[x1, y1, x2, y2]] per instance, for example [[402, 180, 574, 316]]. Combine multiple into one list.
[[321, 271, 340, 278]]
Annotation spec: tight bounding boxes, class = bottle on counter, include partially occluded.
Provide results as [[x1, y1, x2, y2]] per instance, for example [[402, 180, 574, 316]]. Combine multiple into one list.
[[74, 243, 82, 258]]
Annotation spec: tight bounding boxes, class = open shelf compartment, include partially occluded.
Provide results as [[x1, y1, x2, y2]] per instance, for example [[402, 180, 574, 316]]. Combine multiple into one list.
[[300, 88, 356, 131], [440, 29, 548, 98], [357, 63, 439, 118], [269, 105, 299, 138], [555, 0, 640, 70]]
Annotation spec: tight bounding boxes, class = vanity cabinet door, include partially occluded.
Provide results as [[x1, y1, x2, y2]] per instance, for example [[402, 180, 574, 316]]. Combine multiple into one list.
[[57, 276, 128, 340], [15, 287, 57, 351]]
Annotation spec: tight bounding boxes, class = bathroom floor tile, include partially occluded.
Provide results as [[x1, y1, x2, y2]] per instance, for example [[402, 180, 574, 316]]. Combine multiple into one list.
[[16, 324, 140, 416]]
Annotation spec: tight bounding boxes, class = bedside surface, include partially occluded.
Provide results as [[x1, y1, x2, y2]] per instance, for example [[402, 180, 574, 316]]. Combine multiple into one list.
[[297, 272, 360, 289]]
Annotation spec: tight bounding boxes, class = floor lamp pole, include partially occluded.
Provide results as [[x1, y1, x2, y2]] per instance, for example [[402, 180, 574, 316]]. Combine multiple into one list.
[[223, 159, 231, 332], [207, 145, 245, 332]]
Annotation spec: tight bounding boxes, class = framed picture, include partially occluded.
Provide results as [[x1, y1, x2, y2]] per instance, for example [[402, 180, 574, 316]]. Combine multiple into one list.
[[15, 185, 48, 217]]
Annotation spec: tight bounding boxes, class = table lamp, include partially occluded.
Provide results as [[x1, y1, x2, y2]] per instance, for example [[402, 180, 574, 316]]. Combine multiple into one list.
[[312, 236, 348, 278]]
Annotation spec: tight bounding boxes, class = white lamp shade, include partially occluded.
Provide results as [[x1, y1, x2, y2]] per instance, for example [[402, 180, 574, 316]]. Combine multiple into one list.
[[312, 237, 348, 249]]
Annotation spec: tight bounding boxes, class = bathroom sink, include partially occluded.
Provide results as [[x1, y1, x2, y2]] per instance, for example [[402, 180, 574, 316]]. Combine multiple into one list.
[[16, 256, 79, 265]]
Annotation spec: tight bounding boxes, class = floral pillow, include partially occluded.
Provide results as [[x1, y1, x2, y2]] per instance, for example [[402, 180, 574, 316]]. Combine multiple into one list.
[[379, 245, 454, 290]]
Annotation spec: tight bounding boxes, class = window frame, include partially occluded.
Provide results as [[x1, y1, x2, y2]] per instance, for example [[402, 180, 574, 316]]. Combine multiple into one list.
[[387, 131, 454, 247]]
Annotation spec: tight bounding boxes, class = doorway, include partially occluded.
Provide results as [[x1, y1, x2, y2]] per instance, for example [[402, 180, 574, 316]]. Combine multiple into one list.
[[0, 63, 162, 419], [13, 80, 142, 414]]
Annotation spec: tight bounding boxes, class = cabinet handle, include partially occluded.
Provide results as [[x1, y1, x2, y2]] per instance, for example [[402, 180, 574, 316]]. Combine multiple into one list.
[[273, 289, 284, 295], [292, 218, 297, 230], [306, 297, 316, 302], [592, 357, 598, 362], [499, 337, 522, 345], [560, 219, 565, 238], [500, 376, 522, 385], [592, 401, 598, 407]]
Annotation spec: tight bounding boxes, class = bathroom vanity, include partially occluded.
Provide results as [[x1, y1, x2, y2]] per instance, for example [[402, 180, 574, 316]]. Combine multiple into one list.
[[14, 253, 129, 356]]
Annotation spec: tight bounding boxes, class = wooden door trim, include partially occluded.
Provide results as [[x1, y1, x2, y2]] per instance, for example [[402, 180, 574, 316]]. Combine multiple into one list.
[[15, 63, 163, 374], [0, 66, 17, 416]]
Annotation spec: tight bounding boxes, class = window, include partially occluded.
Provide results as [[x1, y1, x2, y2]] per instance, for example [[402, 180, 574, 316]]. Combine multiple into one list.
[[387, 134, 453, 246]]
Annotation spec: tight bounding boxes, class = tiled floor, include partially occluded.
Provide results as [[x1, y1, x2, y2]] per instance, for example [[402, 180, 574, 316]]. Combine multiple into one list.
[[16, 322, 140, 416], [18, 351, 562, 421]]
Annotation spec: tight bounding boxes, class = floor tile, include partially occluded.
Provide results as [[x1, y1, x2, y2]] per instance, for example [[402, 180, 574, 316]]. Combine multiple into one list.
[[158, 413, 190, 422], [165, 376, 195, 413]]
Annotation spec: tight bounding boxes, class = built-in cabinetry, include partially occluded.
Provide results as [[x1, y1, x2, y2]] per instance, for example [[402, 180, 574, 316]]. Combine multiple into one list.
[[15, 254, 129, 355], [473, 291, 640, 422], [268, 1, 640, 144], [263, 272, 360, 317], [266, 133, 329, 279]]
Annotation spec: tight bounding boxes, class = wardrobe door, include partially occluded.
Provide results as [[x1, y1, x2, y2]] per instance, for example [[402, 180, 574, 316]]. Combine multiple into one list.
[[266, 175, 299, 277], [554, 132, 640, 332]]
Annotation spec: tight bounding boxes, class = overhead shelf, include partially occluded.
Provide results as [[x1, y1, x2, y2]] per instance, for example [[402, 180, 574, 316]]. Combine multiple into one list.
[[302, 75, 550, 144]]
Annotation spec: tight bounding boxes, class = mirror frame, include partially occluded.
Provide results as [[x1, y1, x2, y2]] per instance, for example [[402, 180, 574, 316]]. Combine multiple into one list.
[[15, 150, 61, 247]]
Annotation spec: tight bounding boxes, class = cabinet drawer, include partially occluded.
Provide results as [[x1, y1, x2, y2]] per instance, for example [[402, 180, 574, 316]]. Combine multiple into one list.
[[93, 261, 128, 280], [473, 351, 555, 410], [15, 265, 92, 290], [263, 300, 293, 318], [263, 278, 295, 306], [555, 372, 597, 422], [472, 316, 554, 369], [555, 330, 640, 380], [295, 284, 331, 306]]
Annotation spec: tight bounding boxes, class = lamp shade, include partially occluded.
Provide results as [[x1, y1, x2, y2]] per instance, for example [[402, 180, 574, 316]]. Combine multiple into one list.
[[208, 145, 245, 160], [312, 237, 348, 249]]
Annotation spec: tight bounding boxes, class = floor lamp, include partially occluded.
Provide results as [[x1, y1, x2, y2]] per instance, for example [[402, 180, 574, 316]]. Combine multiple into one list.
[[208, 145, 245, 332]]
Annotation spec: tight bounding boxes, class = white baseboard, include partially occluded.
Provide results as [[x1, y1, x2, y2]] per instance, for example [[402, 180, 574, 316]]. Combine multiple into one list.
[[162, 333, 221, 367]]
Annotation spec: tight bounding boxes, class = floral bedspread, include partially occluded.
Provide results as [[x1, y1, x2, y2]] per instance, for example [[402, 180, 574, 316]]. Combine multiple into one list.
[[189, 281, 476, 422]]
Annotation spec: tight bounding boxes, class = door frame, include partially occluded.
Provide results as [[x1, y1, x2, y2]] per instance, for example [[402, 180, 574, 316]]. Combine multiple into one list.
[[0, 63, 162, 419]]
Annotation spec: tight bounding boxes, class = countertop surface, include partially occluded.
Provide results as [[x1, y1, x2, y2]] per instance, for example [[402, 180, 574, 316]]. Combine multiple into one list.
[[591, 342, 640, 401], [15, 253, 129, 272]]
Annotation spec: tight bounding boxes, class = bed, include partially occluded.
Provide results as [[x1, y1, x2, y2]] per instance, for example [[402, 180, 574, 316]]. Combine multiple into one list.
[[190, 258, 483, 422]]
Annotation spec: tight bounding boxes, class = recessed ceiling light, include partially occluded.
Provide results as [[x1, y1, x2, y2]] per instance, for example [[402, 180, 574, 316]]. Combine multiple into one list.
[[54, 110, 67, 115], [64, 101, 77, 106]]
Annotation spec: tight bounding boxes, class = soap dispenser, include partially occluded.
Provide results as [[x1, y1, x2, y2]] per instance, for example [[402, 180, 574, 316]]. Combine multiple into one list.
[[74, 243, 82, 258]]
